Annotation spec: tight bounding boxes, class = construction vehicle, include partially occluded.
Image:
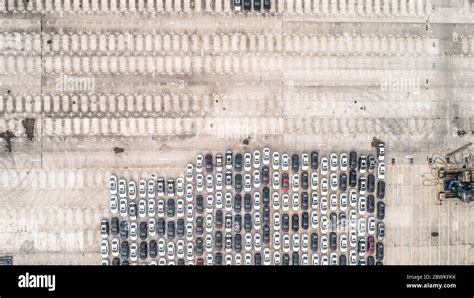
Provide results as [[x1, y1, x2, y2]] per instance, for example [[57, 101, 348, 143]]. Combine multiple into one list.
[[438, 168, 474, 203]]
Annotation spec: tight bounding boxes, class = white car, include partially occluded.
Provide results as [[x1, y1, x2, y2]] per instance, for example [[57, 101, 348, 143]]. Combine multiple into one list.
[[311, 192, 319, 209], [330, 194, 337, 211], [273, 231, 281, 249], [186, 223, 194, 241], [349, 190, 357, 207], [176, 240, 185, 258], [273, 213, 281, 230], [321, 255, 329, 266], [292, 193, 300, 211], [206, 195, 214, 213], [291, 174, 299, 192], [234, 254, 242, 265], [359, 177, 367, 195], [110, 195, 118, 213], [312, 254, 319, 265], [206, 175, 214, 192], [253, 170, 261, 188], [196, 154, 204, 173], [367, 216, 376, 235], [321, 178, 329, 195], [196, 174, 204, 192], [176, 199, 184, 218], [301, 234, 309, 252], [292, 234, 300, 251], [320, 215, 329, 234], [147, 199, 156, 217], [111, 238, 119, 257], [205, 214, 213, 232], [311, 211, 319, 229], [225, 254, 233, 265], [281, 154, 289, 171], [263, 248, 271, 265], [185, 184, 193, 202], [216, 154, 223, 172], [244, 253, 252, 265], [186, 204, 194, 222], [263, 147, 271, 165], [186, 242, 194, 261], [358, 196, 366, 215], [147, 179, 156, 198], [282, 234, 290, 253], [244, 174, 252, 192], [138, 179, 147, 199], [301, 153, 309, 170], [330, 153, 338, 171], [349, 230, 357, 248], [176, 177, 184, 196], [128, 180, 136, 200], [245, 233, 253, 251], [148, 218, 156, 236], [320, 157, 329, 175], [254, 233, 262, 251], [253, 150, 261, 168], [244, 153, 252, 171], [340, 153, 348, 171], [272, 152, 280, 170], [130, 222, 138, 241], [320, 196, 328, 215], [205, 234, 213, 253], [215, 173, 223, 191], [254, 212, 261, 230], [118, 178, 127, 198], [157, 200, 165, 217], [167, 242, 175, 260], [339, 193, 348, 211], [320, 235, 328, 253], [138, 199, 146, 218], [358, 217, 366, 237], [130, 242, 138, 261], [109, 175, 117, 195], [158, 239, 166, 257], [185, 163, 194, 182], [119, 198, 128, 217], [377, 144, 385, 161], [339, 234, 348, 253], [349, 209, 357, 227], [272, 192, 280, 210], [225, 193, 233, 212], [281, 193, 289, 212], [100, 240, 109, 258], [349, 249, 357, 265], [215, 192, 223, 209], [330, 173, 338, 191], [272, 172, 280, 190], [330, 252, 338, 265], [310, 172, 318, 190], [378, 162, 385, 180], [273, 251, 281, 265]]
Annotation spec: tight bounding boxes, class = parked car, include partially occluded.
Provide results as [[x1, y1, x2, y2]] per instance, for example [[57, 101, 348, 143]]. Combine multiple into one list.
[[349, 151, 357, 170], [291, 154, 299, 172], [377, 180, 385, 199], [377, 201, 385, 220]]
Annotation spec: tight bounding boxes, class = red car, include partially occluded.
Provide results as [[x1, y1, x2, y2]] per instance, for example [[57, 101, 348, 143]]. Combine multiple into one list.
[[196, 258, 204, 265], [281, 173, 289, 192], [367, 236, 375, 254]]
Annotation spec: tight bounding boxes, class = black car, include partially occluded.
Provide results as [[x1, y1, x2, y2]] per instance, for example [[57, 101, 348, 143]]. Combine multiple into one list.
[[349, 151, 357, 169], [234, 214, 242, 233], [122, 261, 129, 266], [215, 231, 223, 250], [235, 153, 243, 172], [139, 241, 147, 260], [368, 174, 375, 193], [377, 180, 385, 199], [310, 151, 319, 169], [196, 195, 204, 214], [376, 261, 383, 266], [157, 218, 165, 237], [139, 222, 147, 240], [377, 201, 385, 220], [243, 0, 251, 11], [215, 252, 222, 265], [330, 212, 337, 232], [167, 198, 175, 217], [234, 233, 242, 253], [215, 210, 223, 229], [311, 233, 318, 252], [119, 221, 128, 240], [177, 259, 185, 266], [235, 174, 242, 193], [282, 214, 289, 232], [112, 258, 120, 266], [225, 150, 233, 168], [301, 171, 309, 190], [120, 241, 129, 260], [262, 187, 270, 206], [339, 212, 346, 231], [244, 193, 252, 212], [167, 221, 175, 239], [291, 154, 299, 172], [234, 194, 242, 213], [263, 206, 270, 225], [262, 166, 270, 185], [254, 253, 262, 265], [301, 192, 308, 210], [376, 242, 384, 261], [339, 173, 347, 191], [367, 194, 375, 213], [301, 212, 309, 230], [367, 256, 375, 265], [254, 0, 261, 11], [149, 240, 157, 258], [196, 216, 204, 235], [205, 153, 213, 172], [244, 214, 252, 232], [292, 214, 299, 232], [368, 155, 376, 172], [339, 255, 347, 265], [196, 237, 203, 256], [177, 219, 185, 238], [292, 252, 299, 265], [263, 0, 271, 10], [263, 225, 270, 244], [329, 232, 337, 251], [349, 169, 357, 187], [282, 253, 290, 265], [111, 217, 119, 236]]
